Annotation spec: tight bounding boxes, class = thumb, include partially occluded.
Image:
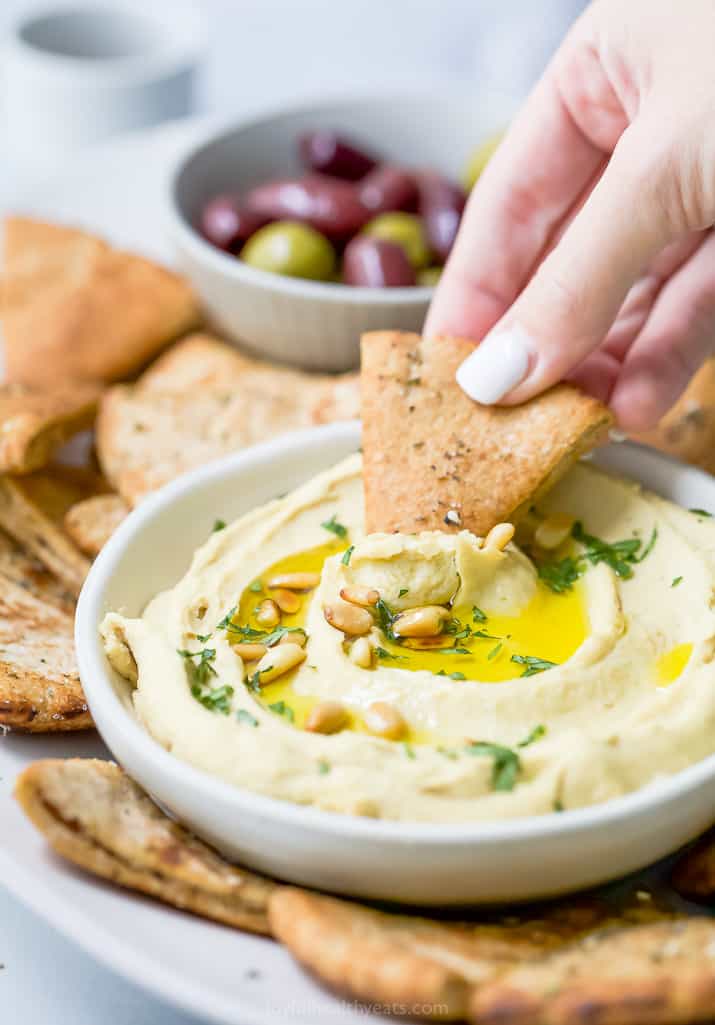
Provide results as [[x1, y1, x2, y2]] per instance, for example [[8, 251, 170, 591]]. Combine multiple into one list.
[[456, 124, 679, 406]]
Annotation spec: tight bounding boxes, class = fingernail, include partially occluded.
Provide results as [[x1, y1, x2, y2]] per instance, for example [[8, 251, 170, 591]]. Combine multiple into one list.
[[456, 323, 532, 404]]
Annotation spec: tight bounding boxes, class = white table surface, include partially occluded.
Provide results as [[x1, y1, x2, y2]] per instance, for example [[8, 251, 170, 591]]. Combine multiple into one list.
[[0, 3, 586, 1022]]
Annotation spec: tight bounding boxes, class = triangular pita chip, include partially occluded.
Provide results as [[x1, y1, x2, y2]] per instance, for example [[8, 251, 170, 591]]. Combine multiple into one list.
[[0, 217, 201, 387], [15, 759, 275, 933], [361, 332, 612, 536], [634, 357, 715, 475], [0, 381, 99, 474], [64, 493, 128, 557]]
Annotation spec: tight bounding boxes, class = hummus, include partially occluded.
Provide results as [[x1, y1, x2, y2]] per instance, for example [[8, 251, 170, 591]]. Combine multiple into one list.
[[101, 454, 715, 822]]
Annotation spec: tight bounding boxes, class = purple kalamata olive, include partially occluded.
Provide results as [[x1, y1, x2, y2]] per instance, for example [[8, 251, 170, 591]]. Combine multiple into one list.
[[246, 176, 368, 241], [199, 195, 267, 252], [418, 172, 467, 262], [342, 236, 416, 288], [298, 131, 377, 181], [358, 164, 418, 215]]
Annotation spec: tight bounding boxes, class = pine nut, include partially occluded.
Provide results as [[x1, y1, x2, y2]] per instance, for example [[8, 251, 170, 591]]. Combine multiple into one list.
[[272, 588, 301, 614], [349, 636, 374, 668], [340, 585, 379, 608], [484, 522, 515, 551], [255, 599, 281, 628], [253, 643, 306, 685], [534, 513, 574, 551], [393, 605, 449, 638], [278, 628, 307, 647], [267, 572, 321, 591], [233, 643, 267, 661], [364, 701, 406, 740], [305, 700, 348, 734], [323, 601, 373, 636]]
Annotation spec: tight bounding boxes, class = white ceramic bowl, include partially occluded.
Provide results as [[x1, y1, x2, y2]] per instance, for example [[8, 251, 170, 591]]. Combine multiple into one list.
[[76, 423, 715, 905], [167, 94, 511, 372]]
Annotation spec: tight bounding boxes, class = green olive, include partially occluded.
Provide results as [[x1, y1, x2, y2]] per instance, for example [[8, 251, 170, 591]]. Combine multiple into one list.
[[362, 212, 431, 270], [416, 266, 442, 287], [241, 220, 336, 280], [463, 133, 504, 190]]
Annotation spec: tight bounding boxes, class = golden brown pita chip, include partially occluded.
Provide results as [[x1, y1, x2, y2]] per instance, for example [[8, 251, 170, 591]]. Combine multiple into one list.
[[634, 358, 715, 475], [0, 217, 201, 387], [0, 470, 92, 596], [0, 573, 88, 731], [360, 332, 612, 537], [671, 829, 715, 901], [64, 493, 128, 557], [269, 888, 672, 1022], [96, 333, 360, 506], [16, 759, 274, 933], [470, 917, 715, 1025], [0, 382, 99, 474], [0, 529, 75, 615]]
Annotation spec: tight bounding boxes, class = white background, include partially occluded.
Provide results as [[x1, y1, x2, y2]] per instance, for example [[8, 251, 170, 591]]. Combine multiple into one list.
[[0, 2, 585, 1023]]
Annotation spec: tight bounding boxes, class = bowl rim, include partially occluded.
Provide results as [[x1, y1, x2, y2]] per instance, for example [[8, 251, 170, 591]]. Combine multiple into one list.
[[76, 420, 715, 844], [165, 90, 488, 305]]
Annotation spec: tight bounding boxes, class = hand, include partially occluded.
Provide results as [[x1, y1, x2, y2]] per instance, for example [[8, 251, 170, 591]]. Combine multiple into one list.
[[425, 0, 715, 430]]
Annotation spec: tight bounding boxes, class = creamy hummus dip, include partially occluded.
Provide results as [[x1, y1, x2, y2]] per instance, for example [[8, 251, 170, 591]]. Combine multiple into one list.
[[101, 454, 715, 822]]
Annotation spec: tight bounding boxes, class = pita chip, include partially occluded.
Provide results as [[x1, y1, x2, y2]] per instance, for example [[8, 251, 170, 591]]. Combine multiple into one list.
[[16, 759, 275, 933], [361, 331, 612, 537], [64, 493, 128, 557], [0, 382, 99, 474], [671, 829, 715, 901], [0, 217, 201, 387]]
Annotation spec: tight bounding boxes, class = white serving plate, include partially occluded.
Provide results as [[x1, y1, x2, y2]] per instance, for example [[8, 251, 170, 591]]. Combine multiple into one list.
[[75, 421, 715, 906]]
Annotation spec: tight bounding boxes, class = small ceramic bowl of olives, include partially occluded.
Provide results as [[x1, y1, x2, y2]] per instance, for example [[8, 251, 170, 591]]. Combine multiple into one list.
[[168, 95, 511, 371]]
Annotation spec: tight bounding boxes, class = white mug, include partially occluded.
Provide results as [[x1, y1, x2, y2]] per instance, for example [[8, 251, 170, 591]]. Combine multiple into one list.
[[1, 2, 205, 169]]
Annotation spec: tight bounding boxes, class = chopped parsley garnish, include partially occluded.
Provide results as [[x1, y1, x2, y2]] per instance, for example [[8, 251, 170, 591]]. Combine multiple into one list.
[[236, 708, 259, 727], [403, 742, 416, 760], [217, 606, 238, 630], [341, 545, 354, 565], [212, 519, 227, 533], [375, 646, 407, 661], [374, 598, 398, 641], [439, 646, 470, 655], [437, 745, 458, 759], [321, 514, 348, 538], [195, 632, 212, 643], [437, 669, 466, 680], [671, 576, 683, 588], [218, 615, 301, 648], [317, 759, 331, 775], [192, 683, 234, 714], [178, 647, 218, 688], [487, 642, 503, 661], [268, 700, 295, 723], [690, 508, 712, 518], [246, 667, 270, 692], [518, 724, 547, 747], [511, 654, 558, 677], [539, 521, 658, 592], [472, 606, 487, 623], [553, 799, 565, 813], [538, 555, 583, 594], [248, 579, 263, 593], [472, 629, 503, 641], [398, 588, 409, 598], [466, 741, 521, 791]]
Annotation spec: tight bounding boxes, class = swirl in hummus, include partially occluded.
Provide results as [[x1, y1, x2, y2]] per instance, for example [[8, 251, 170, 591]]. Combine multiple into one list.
[[101, 453, 715, 822]]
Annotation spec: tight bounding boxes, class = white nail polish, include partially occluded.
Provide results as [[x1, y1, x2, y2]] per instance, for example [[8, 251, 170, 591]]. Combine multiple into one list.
[[455, 323, 532, 404]]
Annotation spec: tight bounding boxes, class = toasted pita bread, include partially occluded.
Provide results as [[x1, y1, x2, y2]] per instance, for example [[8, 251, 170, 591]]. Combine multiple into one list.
[[0, 573, 88, 731], [96, 333, 360, 506], [0, 217, 201, 387], [0, 465, 104, 595], [470, 917, 715, 1025], [64, 493, 128, 557], [360, 332, 612, 536], [634, 358, 715, 475], [0, 382, 99, 474], [671, 829, 715, 900], [15, 759, 274, 933], [0, 529, 75, 615], [269, 888, 673, 1022]]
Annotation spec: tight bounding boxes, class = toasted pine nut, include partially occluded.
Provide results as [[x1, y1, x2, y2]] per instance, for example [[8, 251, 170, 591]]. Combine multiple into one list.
[[340, 585, 379, 608], [267, 572, 320, 591], [255, 599, 280, 628], [305, 700, 348, 734], [233, 642, 267, 661], [393, 605, 449, 638], [534, 513, 574, 551], [364, 701, 406, 740], [484, 522, 515, 551], [323, 601, 373, 636], [253, 643, 306, 685], [272, 588, 301, 614], [279, 628, 307, 647], [349, 636, 374, 668]]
